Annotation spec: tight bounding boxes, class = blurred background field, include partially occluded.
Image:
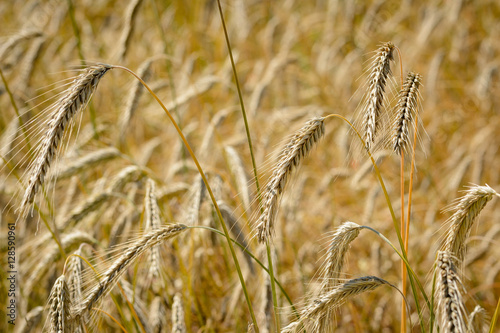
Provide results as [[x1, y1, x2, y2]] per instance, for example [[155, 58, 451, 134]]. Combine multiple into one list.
[[0, 0, 499, 332]]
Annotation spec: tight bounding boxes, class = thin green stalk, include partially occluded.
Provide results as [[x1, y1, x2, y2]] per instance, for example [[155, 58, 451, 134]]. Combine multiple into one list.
[[216, 2, 272, 331], [112, 65, 259, 331], [190, 225, 299, 320]]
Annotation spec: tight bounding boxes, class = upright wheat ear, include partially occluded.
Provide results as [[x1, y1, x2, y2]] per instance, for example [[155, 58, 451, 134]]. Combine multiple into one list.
[[363, 42, 395, 151], [392, 72, 422, 156], [257, 117, 325, 243], [20, 64, 112, 220]]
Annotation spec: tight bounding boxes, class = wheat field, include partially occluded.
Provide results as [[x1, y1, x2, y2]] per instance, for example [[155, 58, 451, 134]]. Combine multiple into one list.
[[1, 1, 499, 332]]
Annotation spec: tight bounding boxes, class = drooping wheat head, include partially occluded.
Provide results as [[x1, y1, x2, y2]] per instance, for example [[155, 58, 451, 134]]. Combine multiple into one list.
[[20, 64, 112, 220], [257, 117, 325, 243]]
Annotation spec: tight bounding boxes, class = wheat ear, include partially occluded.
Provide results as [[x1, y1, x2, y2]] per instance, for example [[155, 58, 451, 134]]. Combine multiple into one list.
[[392, 72, 422, 155], [76, 224, 187, 317], [257, 117, 325, 243], [282, 276, 391, 333], [47, 274, 72, 333], [467, 305, 487, 333], [443, 184, 497, 262], [363, 42, 395, 151], [20, 64, 111, 220], [435, 251, 467, 333]]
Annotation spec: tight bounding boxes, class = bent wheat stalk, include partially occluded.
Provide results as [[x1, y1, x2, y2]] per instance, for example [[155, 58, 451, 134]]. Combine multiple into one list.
[[20, 64, 112, 220]]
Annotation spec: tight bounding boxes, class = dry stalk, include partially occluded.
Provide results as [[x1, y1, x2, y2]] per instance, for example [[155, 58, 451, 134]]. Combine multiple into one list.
[[257, 117, 325, 243]]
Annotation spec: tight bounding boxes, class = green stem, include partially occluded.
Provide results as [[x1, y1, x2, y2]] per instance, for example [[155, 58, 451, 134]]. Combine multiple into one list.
[[113, 65, 259, 331], [216, 2, 271, 331]]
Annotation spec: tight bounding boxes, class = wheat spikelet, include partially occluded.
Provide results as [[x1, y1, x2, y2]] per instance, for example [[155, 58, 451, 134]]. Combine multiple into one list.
[[47, 274, 72, 333], [19, 64, 112, 220], [443, 184, 497, 262], [282, 276, 390, 333], [392, 72, 422, 155], [257, 117, 325, 243], [362, 42, 395, 151], [435, 251, 467, 333], [172, 293, 187, 333], [76, 224, 187, 318], [0, 29, 42, 62]]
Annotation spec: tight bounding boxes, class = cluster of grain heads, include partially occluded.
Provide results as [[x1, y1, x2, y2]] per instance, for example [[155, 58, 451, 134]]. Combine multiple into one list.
[[282, 276, 392, 333], [362, 42, 395, 151], [20, 64, 112, 220], [392, 72, 422, 156], [74, 223, 187, 321], [257, 116, 325, 243], [435, 184, 498, 333]]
